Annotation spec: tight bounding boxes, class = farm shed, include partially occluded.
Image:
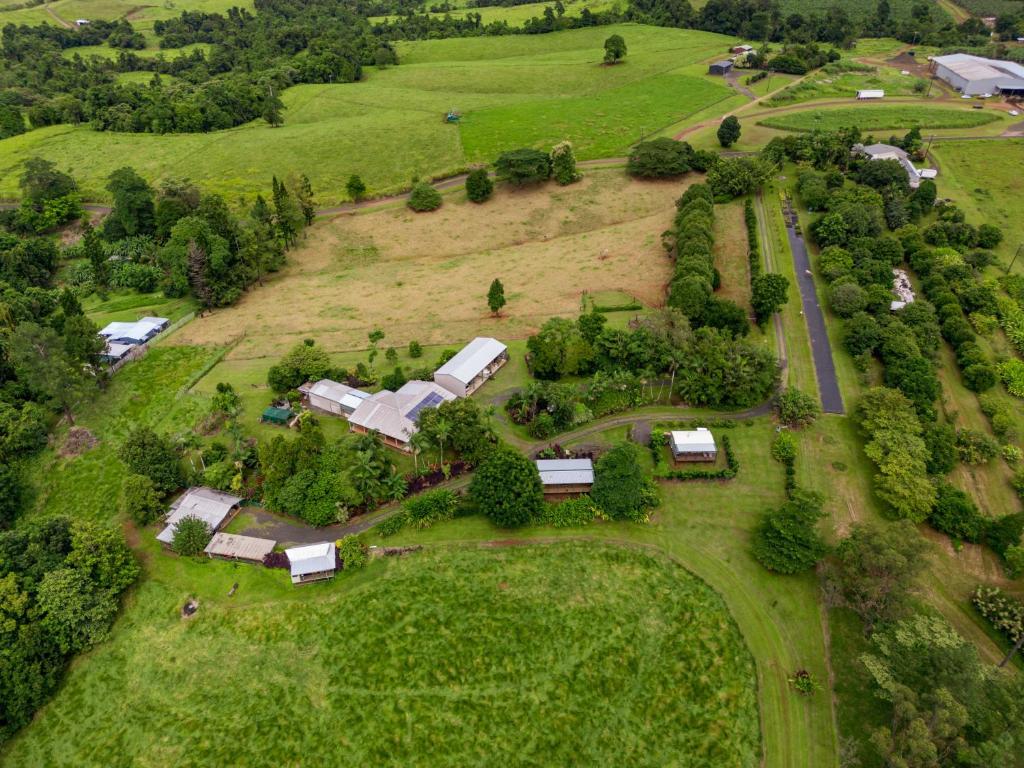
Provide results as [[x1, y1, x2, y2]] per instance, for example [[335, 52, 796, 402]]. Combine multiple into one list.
[[731, 44, 753, 54], [853, 143, 922, 189], [709, 60, 733, 75], [433, 337, 509, 397], [348, 380, 456, 451], [299, 379, 370, 417], [536, 458, 594, 497], [261, 406, 294, 426], [204, 533, 276, 564], [931, 54, 1024, 96], [98, 316, 168, 346], [856, 89, 885, 99], [156, 487, 242, 546], [99, 342, 133, 364], [286, 542, 337, 585], [669, 429, 717, 463]]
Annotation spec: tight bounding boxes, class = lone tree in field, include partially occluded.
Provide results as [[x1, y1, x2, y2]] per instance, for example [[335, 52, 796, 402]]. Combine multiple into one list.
[[466, 168, 493, 203], [171, 516, 212, 557], [550, 141, 580, 186], [262, 87, 284, 127], [469, 445, 543, 528], [603, 34, 627, 64], [407, 181, 442, 212], [346, 174, 366, 202], [494, 148, 551, 185], [717, 115, 741, 148], [487, 278, 507, 316]]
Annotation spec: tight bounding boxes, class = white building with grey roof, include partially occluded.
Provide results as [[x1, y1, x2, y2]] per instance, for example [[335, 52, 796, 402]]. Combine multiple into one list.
[[433, 337, 508, 397], [931, 53, 1024, 96], [299, 379, 371, 418], [669, 428, 717, 463], [536, 458, 594, 497], [286, 542, 337, 585]]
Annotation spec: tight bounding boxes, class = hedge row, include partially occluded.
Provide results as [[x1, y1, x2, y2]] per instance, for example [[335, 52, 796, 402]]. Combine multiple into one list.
[[659, 435, 739, 481], [745, 198, 761, 282], [667, 184, 716, 313]]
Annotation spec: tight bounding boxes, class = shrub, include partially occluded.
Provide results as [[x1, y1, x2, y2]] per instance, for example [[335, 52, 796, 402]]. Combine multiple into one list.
[[956, 428, 999, 465], [377, 511, 408, 538], [539, 495, 600, 528], [972, 585, 1023, 646], [171, 516, 211, 556], [465, 168, 493, 203], [830, 282, 866, 317], [928, 483, 986, 542], [775, 388, 819, 428], [469, 446, 544, 528], [1005, 545, 1024, 578], [494, 148, 551, 185], [962, 363, 996, 393], [550, 141, 580, 185], [999, 358, 1024, 398], [985, 513, 1024, 558], [752, 491, 826, 574], [403, 488, 459, 529], [626, 138, 692, 178], [121, 474, 164, 525], [337, 535, 367, 569], [408, 340, 422, 358], [407, 182, 442, 212], [119, 427, 183, 494], [591, 443, 658, 522], [771, 431, 797, 464]]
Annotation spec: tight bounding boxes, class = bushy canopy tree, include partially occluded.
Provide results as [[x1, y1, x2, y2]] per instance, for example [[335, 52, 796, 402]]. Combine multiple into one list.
[[122, 474, 164, 525], [716, 115, 741, 148], [407, 182, 442, 212], [118, 426, 183, 494], [752, 490, 826, 574], [469, 445, 544, 528], [527, 317, 592, 379], [65, 521, 139, 594], [821, 521, 929, 635], [675, 327, 779, 408], [603, 33, 627, 63], [626, 138, 693, 178], [487, 278, 506, 316], [707, 156, 771, 199], [590, 442, 657, 522], [775, 387, 819, 428], [550, 141, 580, 185], [346, 174, 366, 202], [170, 515, 212, 557], [465, 168, 493, 203], [104, 167, 156, 240], [36, 567, 118, 654], [416, 398, 496, 465], [751, 272, 788, 324], [494, 148, 551, 185], [267, 339, 332, 392], [929, 483, 986, 542], [8, 322, 93, 425]]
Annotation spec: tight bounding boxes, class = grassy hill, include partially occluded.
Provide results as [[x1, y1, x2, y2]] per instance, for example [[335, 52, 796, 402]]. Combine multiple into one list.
[[0, 24, 743, 202]]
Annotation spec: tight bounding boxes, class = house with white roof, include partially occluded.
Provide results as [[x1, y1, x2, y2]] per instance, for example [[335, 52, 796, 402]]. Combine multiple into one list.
[[156, 487, 243, 546], [931, 53, 1024, 96], [286, 542, 337, 585], [299, 379, 371, 418], [669, 428, 717, 463], [853, 143, 929, 189], [433, 337, 508, 397], [348, 380, 456, 451], [98, 316, 169, 345], [536, 458, 594, 497]]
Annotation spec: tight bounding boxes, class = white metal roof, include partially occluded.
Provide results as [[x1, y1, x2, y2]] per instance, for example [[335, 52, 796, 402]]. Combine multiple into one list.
[[433, 337, 507, 386], [348, 380, 455, 443], [286, 542, 336, 576], [98, 317, 168, 342], [857, 89, 885, 97], [933, 53, 1024, 82], [307, 379, 369, 404], [157, 487, 242, 543], [670, 429, 717, 453], [103, 342, 134, 359], [536, 458, 594, 486], [204, 532, 276, 561]]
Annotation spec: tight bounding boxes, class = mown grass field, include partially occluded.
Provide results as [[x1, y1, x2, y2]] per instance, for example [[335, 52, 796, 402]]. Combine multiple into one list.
[[0, 543, 761, 767], [758, 105, 1003, 132], [370, 0, 619, 26], [0, 24, 740, 202]]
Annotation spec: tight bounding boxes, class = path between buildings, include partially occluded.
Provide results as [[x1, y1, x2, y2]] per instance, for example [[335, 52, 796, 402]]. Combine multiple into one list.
[[779, 196, 844, 415]]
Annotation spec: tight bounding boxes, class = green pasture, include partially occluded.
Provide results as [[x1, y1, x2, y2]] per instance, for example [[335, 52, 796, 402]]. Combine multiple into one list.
[[0, 24, 740, 203], [371, 0, 620, 26], [758, 105, 1003, 133], [0, 543, 761, 767], [1, 0, 251, 29], [775, 0, 948, 20], [765, 62, 930, 106], [63, 42, 213, 62]]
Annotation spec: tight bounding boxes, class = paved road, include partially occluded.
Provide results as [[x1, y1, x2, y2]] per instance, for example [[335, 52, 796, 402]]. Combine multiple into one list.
[[780, 196, 844, 414]]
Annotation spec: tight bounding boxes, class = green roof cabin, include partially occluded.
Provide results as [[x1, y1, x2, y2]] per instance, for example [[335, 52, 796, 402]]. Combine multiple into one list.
[[261, 406, 294, 426]]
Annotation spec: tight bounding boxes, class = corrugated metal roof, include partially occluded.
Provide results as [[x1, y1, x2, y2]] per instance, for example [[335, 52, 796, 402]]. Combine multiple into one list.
[[934, 53, 1024, 81], [348, 381, 455, 443], [433, 337, 507, 386], [287, 542, 336, 576], [158, 487, 242, 542], [670, 429, 717, 453], [98, 317, 168, 343], [308, 379, 368, 403], [536, 458, 594, 486], [204, 532, 276, 561]]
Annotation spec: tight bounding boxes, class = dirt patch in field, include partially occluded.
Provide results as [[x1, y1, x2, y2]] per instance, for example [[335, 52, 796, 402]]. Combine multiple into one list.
[[173, 170, 681, 359], [59, 427, 98, 458], [713, 200, 751, 313]]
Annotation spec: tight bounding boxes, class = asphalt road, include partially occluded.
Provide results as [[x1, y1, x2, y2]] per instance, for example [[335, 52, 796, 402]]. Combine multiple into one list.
[[781, 196, 845, 415]]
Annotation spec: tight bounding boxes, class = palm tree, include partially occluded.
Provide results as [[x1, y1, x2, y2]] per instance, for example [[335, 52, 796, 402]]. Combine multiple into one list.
[[409, 430, 429, 473], [432, 417, 452, 465], [350, 448, 384, 504]]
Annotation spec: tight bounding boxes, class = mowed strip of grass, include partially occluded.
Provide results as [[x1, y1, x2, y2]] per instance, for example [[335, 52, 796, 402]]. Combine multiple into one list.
[[758, 105, 1001, 133], [1, 543, 761, 768], [0, 24, 737, 202]]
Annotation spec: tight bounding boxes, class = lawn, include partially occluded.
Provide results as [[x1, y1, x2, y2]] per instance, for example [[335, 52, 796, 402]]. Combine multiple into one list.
[[0, 24, 740, 203], [0, 543, 761, 767], [171, 168, 680, 357], [758, 105, 1002, 133]]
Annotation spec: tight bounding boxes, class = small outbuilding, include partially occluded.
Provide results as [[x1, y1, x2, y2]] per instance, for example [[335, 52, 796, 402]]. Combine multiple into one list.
[[299, 379, 370, 418], [204, 532, 276, 564], [709, 60, 733, 76], [99, 342, 134, 364], [156, 487, 242, 546], [286, 542, 337, 585], [669, 428, 717, 463], [98, 316, 169, 346], [433, 337, 509, 397], [536, 458, 595, 497], [261, 406, 294, 426], [732, 44, 754, 54], [856, 89, 885, 99]]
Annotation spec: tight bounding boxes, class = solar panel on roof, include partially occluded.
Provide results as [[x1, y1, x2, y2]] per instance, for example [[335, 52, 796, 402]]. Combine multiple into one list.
[[405, 392, 445, 421]]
